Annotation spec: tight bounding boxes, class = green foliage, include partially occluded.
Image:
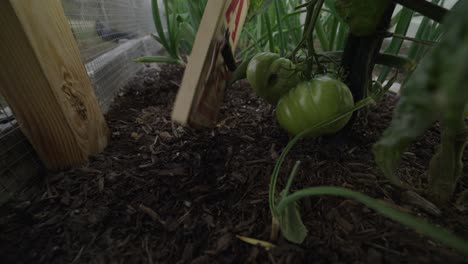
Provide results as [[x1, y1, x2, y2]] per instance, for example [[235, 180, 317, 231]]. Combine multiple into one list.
[[247, 0, 273, 21], [269, 95, 468, 255], [277, 186, 468, 254], [269, 97, 376, 243], [335, 0, 390, 36], [378, 0, 446, 83], [378, 7, 415, 83], [278, 199, 308, 243], [373, 0, 468, 204], [135, 0, 207, 65], [238, 0, 306, 60], [407, 1, 446, 62], [135, 0, 468, 255]]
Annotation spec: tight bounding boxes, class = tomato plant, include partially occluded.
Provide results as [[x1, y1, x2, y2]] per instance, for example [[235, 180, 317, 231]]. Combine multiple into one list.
[[374, 0, 468, 205], [238, 0, 468, 257]]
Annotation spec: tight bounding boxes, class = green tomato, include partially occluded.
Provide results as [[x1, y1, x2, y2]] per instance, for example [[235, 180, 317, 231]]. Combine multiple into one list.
[[276, 76, 354, 136], [246, 52, 301, 104], [335, 0, 390, 36]]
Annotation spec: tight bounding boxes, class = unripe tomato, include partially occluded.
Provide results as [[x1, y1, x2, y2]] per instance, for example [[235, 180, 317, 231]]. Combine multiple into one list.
[[276, 76, 354, 136], [335, 0, 390, 36], [246, 52, 301, 104]]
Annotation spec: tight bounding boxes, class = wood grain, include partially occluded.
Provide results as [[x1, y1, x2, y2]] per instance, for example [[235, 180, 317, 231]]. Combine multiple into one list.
[[0, 0, 109, 169]]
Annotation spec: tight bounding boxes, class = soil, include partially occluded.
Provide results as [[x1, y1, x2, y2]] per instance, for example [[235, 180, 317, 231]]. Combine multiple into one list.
[[1, 64, 468, 264]]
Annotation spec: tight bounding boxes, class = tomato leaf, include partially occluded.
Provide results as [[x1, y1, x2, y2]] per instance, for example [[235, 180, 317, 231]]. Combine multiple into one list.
[[373, 0, 468, 187]]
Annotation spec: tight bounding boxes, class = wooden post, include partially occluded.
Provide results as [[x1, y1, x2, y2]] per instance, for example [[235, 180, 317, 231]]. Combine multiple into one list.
[[0, 0, 109, 169]]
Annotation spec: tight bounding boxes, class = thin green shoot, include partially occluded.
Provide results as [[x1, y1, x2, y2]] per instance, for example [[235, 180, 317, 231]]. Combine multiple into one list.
[[277, 186, 468, 255], [269, 96, 376, 216]]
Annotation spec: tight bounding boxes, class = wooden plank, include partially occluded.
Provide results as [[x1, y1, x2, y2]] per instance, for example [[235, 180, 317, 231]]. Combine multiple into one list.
[[171, 0, 249, 127], [0, 0, 109, 169]]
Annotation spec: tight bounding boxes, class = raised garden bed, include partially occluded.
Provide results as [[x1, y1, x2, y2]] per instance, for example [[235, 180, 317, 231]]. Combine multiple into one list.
[[1, 64, 467, 263]]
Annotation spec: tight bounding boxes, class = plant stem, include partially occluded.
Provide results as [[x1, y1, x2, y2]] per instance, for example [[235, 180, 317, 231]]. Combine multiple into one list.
[[339, 2, 396, 132], [378, 8, 415, 83], [270, 217, 280, 241], [428, 114, 467, 205], [274, 0, 286, 56], [264, 13, 275, 53], [328, 16, 339, 51], [282, 161, 301, 199], [305, 0, 325, 76], [291, 1, 314, 62], [277, 186, 468, 255]]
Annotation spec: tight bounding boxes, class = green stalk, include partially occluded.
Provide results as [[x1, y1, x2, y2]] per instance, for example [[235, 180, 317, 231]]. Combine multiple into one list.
[[163, 0, 177, 58], [408, 17, 432, 59], [151, 0, 170, 52], [276, 186, 468, 256], [273, 0, 286, 56], [281, 161, 301, 199], [238, 25, 305, 59], [256, 15, 262, 41], [315, 16, 330, 51], [428, 114, 467, 205], [378, 7, 414, 83], [328, 16, 339, 51], [278, 0, 298, 46], [408, 0, 442, 60], [264, 13, 275, 53], [335, 22, 347, 50]]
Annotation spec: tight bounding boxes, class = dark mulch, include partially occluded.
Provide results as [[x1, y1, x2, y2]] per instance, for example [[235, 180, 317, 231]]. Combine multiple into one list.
[[1, 64, 468, 264]]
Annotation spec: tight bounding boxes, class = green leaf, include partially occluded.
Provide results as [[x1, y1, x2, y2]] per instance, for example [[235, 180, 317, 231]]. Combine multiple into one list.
[[278, 200, 308, 244], [277, 187, 468, 255], [373, 0, 468, 186], [264, 13, 275, 53], [277, 161, 307, 244], [315, 16, 330, 51], [248, 0, 274, 20], [151, 33, 162, 43], [273, 0, 286, 56], [151, 0, 170, 50], [378, 7, 414, 83], [178, 22, 196, 53], [408, 0, 440, 60]]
